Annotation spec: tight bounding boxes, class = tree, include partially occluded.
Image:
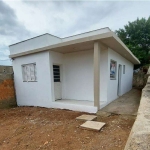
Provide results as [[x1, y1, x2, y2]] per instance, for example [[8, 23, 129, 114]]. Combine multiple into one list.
[[116, 17, 150, 66]]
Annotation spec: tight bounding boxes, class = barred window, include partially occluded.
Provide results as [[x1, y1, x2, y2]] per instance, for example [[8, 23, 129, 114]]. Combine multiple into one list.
[[53, 65, 60, 82]]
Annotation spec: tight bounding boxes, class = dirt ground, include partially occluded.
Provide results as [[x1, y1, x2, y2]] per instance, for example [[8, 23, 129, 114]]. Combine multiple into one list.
[[0, 107, 135, 150]]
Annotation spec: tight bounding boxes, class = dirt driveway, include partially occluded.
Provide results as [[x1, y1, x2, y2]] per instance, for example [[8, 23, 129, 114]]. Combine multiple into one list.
[[0, 107, 135, 150]]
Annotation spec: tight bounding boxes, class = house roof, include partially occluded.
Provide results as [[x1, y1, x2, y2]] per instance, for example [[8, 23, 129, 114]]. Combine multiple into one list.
[[9, 27, 140, 64]]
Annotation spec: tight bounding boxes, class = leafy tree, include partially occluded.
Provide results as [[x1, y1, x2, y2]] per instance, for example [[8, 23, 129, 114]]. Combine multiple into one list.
[[116, 17, 150, 66]]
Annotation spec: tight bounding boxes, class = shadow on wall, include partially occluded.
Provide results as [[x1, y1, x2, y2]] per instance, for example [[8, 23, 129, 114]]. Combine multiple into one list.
[[0, 66, 17, 109]]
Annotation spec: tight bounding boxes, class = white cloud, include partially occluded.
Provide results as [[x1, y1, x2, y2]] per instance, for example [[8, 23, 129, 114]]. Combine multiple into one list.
[[0, 0, 150, 65], [5, 1, 150, 37]]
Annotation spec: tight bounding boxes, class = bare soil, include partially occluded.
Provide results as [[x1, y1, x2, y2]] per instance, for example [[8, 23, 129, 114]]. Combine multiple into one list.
[[0, 107, 135, 150]]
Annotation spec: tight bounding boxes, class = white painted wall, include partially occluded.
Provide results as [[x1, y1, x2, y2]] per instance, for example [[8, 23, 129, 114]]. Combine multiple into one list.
[[49, 50, 94, 101], [12, 50, 97, 113], [12, 45, 133, 113], [63, 50, 94, 101], [10, 34, 61, 55], [13, 51, 52, 107], [107, 48, 133, 103]]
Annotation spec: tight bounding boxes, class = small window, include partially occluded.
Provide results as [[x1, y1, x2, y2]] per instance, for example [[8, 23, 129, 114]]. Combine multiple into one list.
[[123, 65, 125, 74], [110, 60, 117, 80], [22, 63, 37, 82], [53, 65, 60, 82]]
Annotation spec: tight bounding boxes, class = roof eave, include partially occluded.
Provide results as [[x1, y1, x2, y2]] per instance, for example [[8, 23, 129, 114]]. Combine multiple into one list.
[[9, 32, 113, 58], [9, 31, 140, 65], [112, 34, 140, 64]]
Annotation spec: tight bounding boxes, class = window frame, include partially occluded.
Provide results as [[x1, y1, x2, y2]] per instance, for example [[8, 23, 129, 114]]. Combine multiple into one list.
[[22, 63, 37, 82]]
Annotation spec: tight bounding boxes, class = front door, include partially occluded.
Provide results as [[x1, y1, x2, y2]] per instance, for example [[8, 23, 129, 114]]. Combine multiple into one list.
[[53, 65, 62, 100], [118, 64, 122, 96]]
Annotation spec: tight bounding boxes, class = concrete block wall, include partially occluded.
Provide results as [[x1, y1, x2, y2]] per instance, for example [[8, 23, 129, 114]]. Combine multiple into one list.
[[124, 72, 150, 149], [0, 66, 16, 108]]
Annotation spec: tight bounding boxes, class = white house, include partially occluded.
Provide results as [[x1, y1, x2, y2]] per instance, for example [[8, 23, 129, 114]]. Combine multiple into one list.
[[9, 27, 140, 113]]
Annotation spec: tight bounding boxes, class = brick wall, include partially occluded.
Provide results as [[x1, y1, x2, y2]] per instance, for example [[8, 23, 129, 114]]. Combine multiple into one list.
[[0, 66, 16, 108]]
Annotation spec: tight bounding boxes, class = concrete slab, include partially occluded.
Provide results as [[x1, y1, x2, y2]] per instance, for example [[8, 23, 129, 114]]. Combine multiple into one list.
[[99, 89, 141, 116], [76, 114, 97, 121], [80, 121, 105, 131]]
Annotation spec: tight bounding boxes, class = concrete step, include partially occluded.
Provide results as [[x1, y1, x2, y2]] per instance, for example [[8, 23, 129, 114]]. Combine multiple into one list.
[[80, 120, 105, 131], [76, 114, 97, 121]]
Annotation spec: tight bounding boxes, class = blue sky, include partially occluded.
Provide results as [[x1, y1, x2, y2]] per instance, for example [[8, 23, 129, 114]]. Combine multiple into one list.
[[0, 0, 150, 66]]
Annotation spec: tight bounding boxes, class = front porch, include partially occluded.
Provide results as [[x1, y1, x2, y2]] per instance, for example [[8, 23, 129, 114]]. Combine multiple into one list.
[[50, 41, 108, 113]]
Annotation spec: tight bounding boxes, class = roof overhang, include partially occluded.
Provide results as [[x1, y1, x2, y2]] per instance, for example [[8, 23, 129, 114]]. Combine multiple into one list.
[[9, 31, 140, 64]]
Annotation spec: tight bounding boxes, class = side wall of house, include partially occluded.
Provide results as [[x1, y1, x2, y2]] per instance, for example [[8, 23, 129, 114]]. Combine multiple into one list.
[[13, 51, 52, 107], [107, 48, 133, 103]]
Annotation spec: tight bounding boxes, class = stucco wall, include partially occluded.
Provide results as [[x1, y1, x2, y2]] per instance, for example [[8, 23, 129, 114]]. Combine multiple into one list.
[[13, 51, 52, 107], [63, 50, 94, 101], [12, 46, 134, 112], [50, 50, 94, 101], [14, 50, 94, 106], [12, 50, 97, 112], [107, 48, 133, 103], [50, 49, 110, 103], [9, 34, 61, 55]]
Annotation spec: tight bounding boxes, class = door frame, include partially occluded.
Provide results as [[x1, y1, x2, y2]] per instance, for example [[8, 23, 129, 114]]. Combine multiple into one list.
[[117, 64, 122, 96], [53, 64, 62, 101]]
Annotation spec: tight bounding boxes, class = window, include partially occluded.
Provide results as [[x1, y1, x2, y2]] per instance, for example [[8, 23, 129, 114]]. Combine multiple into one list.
[[53, 65, 60, 82], [22, 63, 37, 82], [110, 60, 117, 80], [123, 65, 125, 74]]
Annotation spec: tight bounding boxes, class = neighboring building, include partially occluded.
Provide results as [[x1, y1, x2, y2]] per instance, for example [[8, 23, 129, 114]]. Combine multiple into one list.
[[9, 27, 140, 113]]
